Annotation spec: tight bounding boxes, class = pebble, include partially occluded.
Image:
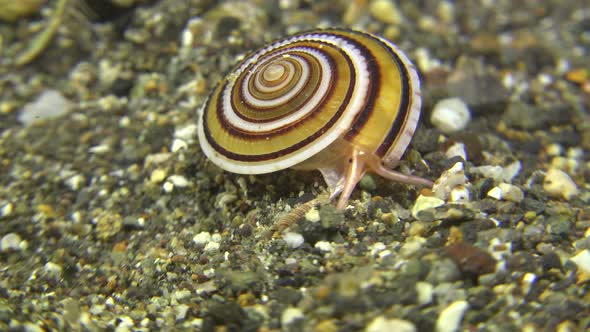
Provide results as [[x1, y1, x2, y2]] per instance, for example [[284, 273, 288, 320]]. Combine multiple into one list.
[[43, 262, 63, 279], [570, 250, 590, 274], [415, 281, 434, 305], [203, 241, 220, 253], [175, 304, 189, 321], [430, 98, 471, 134], [487, 183, 525, 203], [305, 207, 321, 222], [0, 203, 13, 218], [150, 168, 168, 184], [445, 142, 467, 161], [435, 300, 469, 332], [0, 233, 22, 252], [432, 162, 468, 201], [282, 232, 305, 249], [192, 232, 211, 246], [471, 160, 521, 183], [366, 316, 416, 332], [412, 195, 445, 220], [543, 168, 579, 200], [18, 90, 73, 126], [314, 241, 333, 252], [450, 186, 470, 203], [369, 0, 403, 25], [281, 307, 304, 326]]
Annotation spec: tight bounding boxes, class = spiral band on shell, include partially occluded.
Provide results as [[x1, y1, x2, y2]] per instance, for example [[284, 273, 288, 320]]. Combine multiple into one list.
[[198, 29, 421, 175]]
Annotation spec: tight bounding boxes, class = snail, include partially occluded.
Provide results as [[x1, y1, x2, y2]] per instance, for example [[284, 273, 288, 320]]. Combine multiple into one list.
[[197, 29, 433, 209]]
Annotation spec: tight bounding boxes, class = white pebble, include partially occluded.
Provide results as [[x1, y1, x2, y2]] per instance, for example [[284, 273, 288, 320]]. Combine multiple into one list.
[[168, 175, 190, 187], [430, 98, 471, 134], [281, 307, 304, 326], [304, 207, 320, 222], [498, 183, 524, 202], [175, 304, 190, 321], [192, 232, 211, 246], [43, 262, 63, 279], [211, 233, 222, 242], [163, 181, 174, 193], [203, 241, 220, 253], [366, 316, 417, 332], [450, 186, 470, 203], [570, 250, 590, 274], [432, 162, 468, 200], [435, 300, 469, 332], [445, 142, 467, 161], [1, 233, 22, 252], [415, 281, 434, 305], [487, 183, 524, 203], [174, 124, 198, 142], [282, 232, 304, 249], [1, 203, 14, 218], [412, 195, 445, 220], [314, 241, 332, 252], [543, 168, 579, 200], [369, 242, 387, 256], [18, 90, 73, 125], [171, 138, 188, 152], [487, 186, 503, 200]]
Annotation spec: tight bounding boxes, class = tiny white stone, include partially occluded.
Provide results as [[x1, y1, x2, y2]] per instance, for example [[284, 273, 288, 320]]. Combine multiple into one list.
[[44, 262, 63, 279], [543, 168, 579, 200], [65, 174, 86, 191], [432, 162, 468, 200], [1, 233, 22, 252], [399, 238, 425, 258], [369, 242, 387, 256], [450, 186, 470, 203], [435, 300, 469, 332], [521, 272, 537, 294], [211, 233, 222, 242], [282, 232, 305, 249], [430, 98, 471, 134], [174, 124, 198, 142], [171, 138, 188, 152], [168, 175, 190, 187], [487, 186, 503, 200], [281, 307, 304, 326], [1, 203, 13, 218], [498, 183, 524, 202], [412, 195, 445, 219], [570, 249, 590, 274], [366, 316, 417, 332], [175, 304, 190, 321], [415, 281, 434, 305], [314, 241, 332, 252], [174, 289, 192, 300], [445, 142, 467, 161], [304, 207, 320, 222], [18, 90, 73, 125], [193, 232, 211, 246], [163, 181, 174, 193], [88, 144, 110, 154], [203, 241, 220, 253]]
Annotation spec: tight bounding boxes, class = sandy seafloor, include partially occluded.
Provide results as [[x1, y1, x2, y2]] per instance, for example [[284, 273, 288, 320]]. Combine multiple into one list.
[[1, 0, 589, 331]]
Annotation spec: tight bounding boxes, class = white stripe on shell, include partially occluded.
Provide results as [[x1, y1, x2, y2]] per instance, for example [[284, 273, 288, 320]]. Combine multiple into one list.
[[242, 53, 312, 108], [252, 60, 296, 94]]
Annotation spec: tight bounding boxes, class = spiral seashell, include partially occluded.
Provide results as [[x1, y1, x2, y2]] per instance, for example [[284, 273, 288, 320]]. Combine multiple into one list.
[[197, 29, 433, 209]]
